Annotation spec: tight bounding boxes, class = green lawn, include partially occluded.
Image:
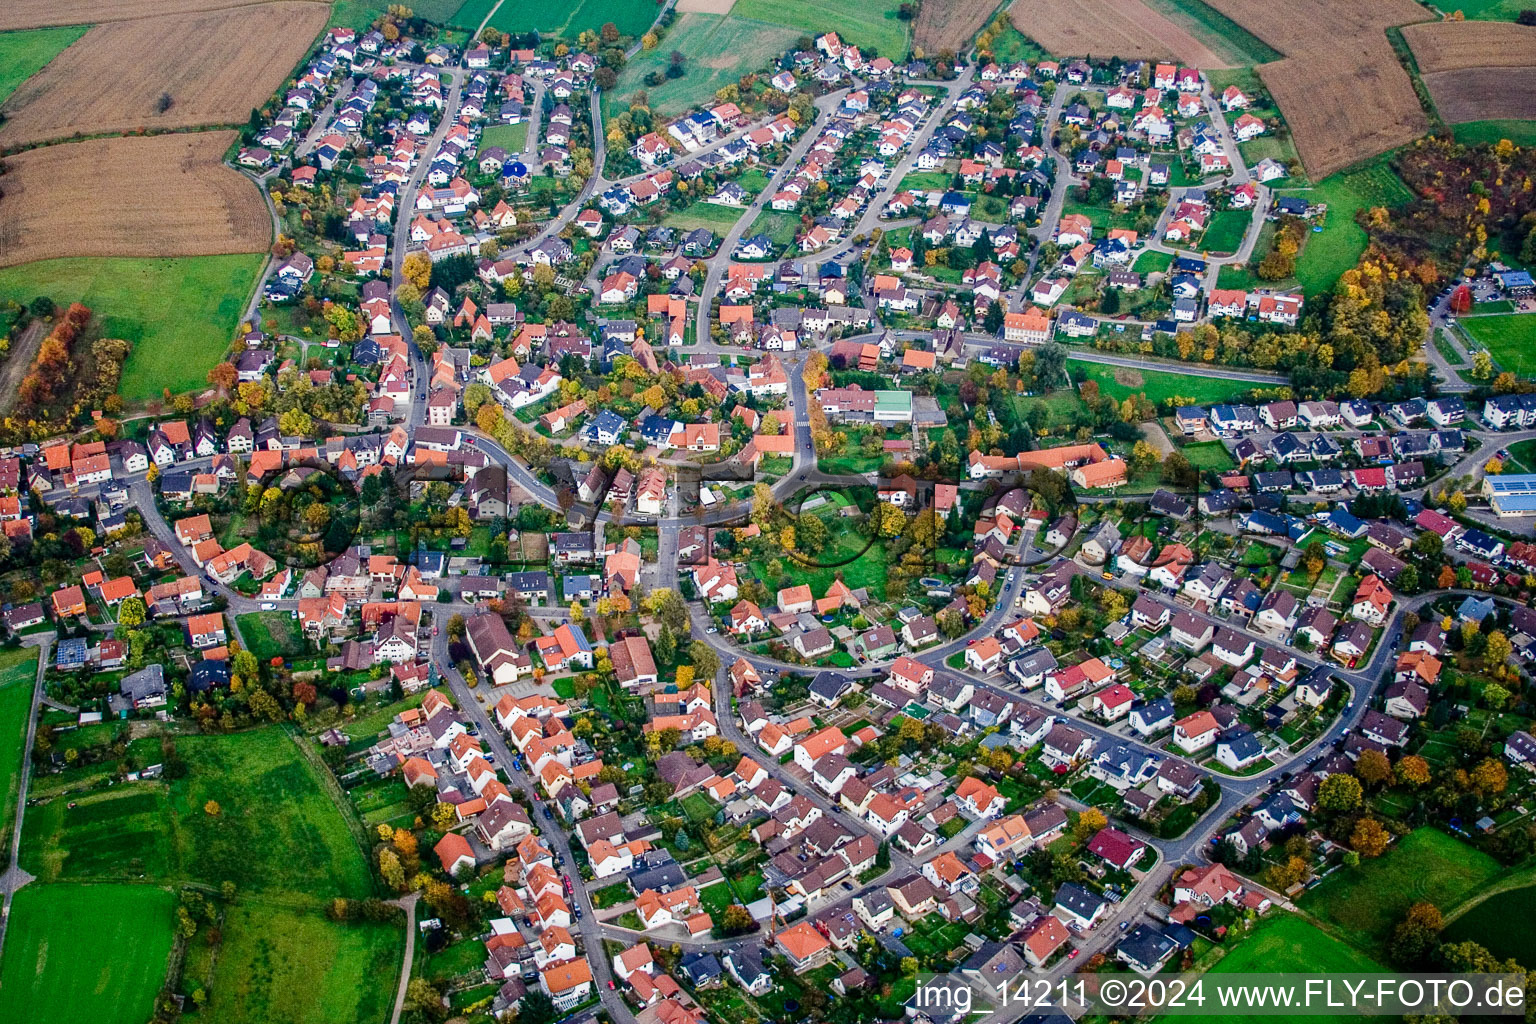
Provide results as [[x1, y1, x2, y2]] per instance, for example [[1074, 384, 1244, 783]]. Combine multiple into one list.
[[747, 208, 802, 252], [205, 902, 403, 1024], [1164, 914, 1385, 1024], [662, 201, 746, 235], [1460, 312, 1536, 376], [986, 25, 1050, 64], [489, 0, 656, 38], [732, 0, 909, 58], [1139, 0, 1281, 64], [236, 611, 310, 661], [0, 883, 176, 1024], [0, 647, 38, 852], [1180, 440, 1237, 472], [1453, 119, 1536, 147], [609, 13, 802, 118], [0, 25, 87, 104], [1071, 361, 1254, 406], [1200, 209, 1253, 255], [1278, 161, 1413, 299], [1299, 828, 1502, 947], [0, 255, 264, 403], [480, 121, 528, 155], [1444, 882, 1536, 964], [1134, 249, 1174, 274], [22, 727, 372, 898]]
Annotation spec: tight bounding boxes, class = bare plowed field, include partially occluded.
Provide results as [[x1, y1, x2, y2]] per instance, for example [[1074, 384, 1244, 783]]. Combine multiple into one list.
[[1009, 0, 1227, 66], [1424, 68, 1536, 123], [1402, 21, 1536, 72], [0, 0, 279, 31], [915, 0, 994, 56], [0, 2, 328, 147], [1196, 0, 1432, 179], [0, 132, 270, 266]]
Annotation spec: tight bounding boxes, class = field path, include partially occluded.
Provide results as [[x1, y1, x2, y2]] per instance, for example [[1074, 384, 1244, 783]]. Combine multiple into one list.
[[388, 893, 419, 1024], [0, 639, 51, 966], [473, 0, 504, 38], [0, 320, 47, 418]]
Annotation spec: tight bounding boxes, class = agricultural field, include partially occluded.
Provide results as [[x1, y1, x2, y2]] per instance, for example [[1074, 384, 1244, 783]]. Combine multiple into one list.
[[0, 254, 264, 402], [1444, 878, 1536, 965], [20, 727, 373, 897], [0, 883, 176, 1024], [1450, 0, 1536, 17], [0, 0, 281, 31], [1071, 362, 1255, 406], [0, 25, 87, 104], [203, 903, 403, 1024], [1401, 20, 1536, 72], [488, 0, 659, 40], [1163, 914, 1385, 1024], [610, 13, 802, 118], [0, 648, 39, 851], [1010, 0, 1228, 66], [0, 133, 270, 268], [913, 0, 992, 56], [732, 0, 910, 58], [1277, 160, 1413, 298], [0, 3, 329, 146], [1460, 312, 1536, 375], [1423, 68, 1536, 125], [1138, 0, 1280, 65], [1194, 0, 1432, 179], [1299, 828, 1502, 946]]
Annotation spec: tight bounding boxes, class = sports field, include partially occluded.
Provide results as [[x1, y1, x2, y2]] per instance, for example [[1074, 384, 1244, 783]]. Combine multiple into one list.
[[0, 25, 86, 104], [0, 647, 38, 851], [1277, 160, 1414, 298], [1461, 312, 1536, 376], [732, 0, 910, 57], [0, 883, 176, 1024], [1299, 828, 1502, 946], [205, 903, 403, 1024], [22, 727, 372, 897], [0, 254, 263, 403], [611, 13, 802, 118]]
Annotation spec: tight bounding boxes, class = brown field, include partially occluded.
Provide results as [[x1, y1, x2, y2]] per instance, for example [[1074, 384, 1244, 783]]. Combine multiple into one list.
[[1196, 0, 1432, 179], [1011, 0, 1227, 66], [0, 132, 270, 266], [915, 0, 995, 56], [0, 2, 329, 148], [1402, 21, 1536, 73], [1423, 68, 1536, 123], [0, 0, 280, 31]]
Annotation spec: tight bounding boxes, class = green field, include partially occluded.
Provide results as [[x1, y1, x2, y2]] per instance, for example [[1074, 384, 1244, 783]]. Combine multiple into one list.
[[448, 0, 498, 29], [1444, 0, 1536, 19], [732, 0, 909, 58], [1444, 881, 1536, 965], [748, 208, 803, 252], [480, 121, 528, 155], [0, 25, 87, 104], [1164, 914, 1385, 1024], [1278, 162, 1414, 299], [236, 610, 310, 661], [205, 903, 402, 1024], [1180, 440, 1237, 472], [1461, 312, 1536, 376], [488, 0, 657, 38], [1071, 361, 1256, 406], [22, 727, 372, 898], [0, 883, 176, 1024], [1453, 119, 1536, 147], [1140, 0, 1280, 63], [0, 255, 265, 404], [610, 13, 802, 118], [1134, 249, 1174, 274], [331, 0, 463, 30], [1299, 828, 1502, 946], [1201, 209, 1252, 254], [0, 647, 38, 851], [662, 201, 747, 234]]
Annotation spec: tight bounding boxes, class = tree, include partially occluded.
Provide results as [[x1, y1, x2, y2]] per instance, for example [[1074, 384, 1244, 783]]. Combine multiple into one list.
[[1389, 900, 1445, 967], [117, 596, 146, 628], [1356, 748, 1392, 788], [402, 251, 432, 291], [204, 800, 221, 816], [431, 801, 457, 831], [1395, 755, 1431, 788], [1469, 757, 1508, 797], [1318, 772, 1363, 813], [1073, 807, 1107, 840], [1351, 817, 1391, 858], [1484, 631, 1513, 670]]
